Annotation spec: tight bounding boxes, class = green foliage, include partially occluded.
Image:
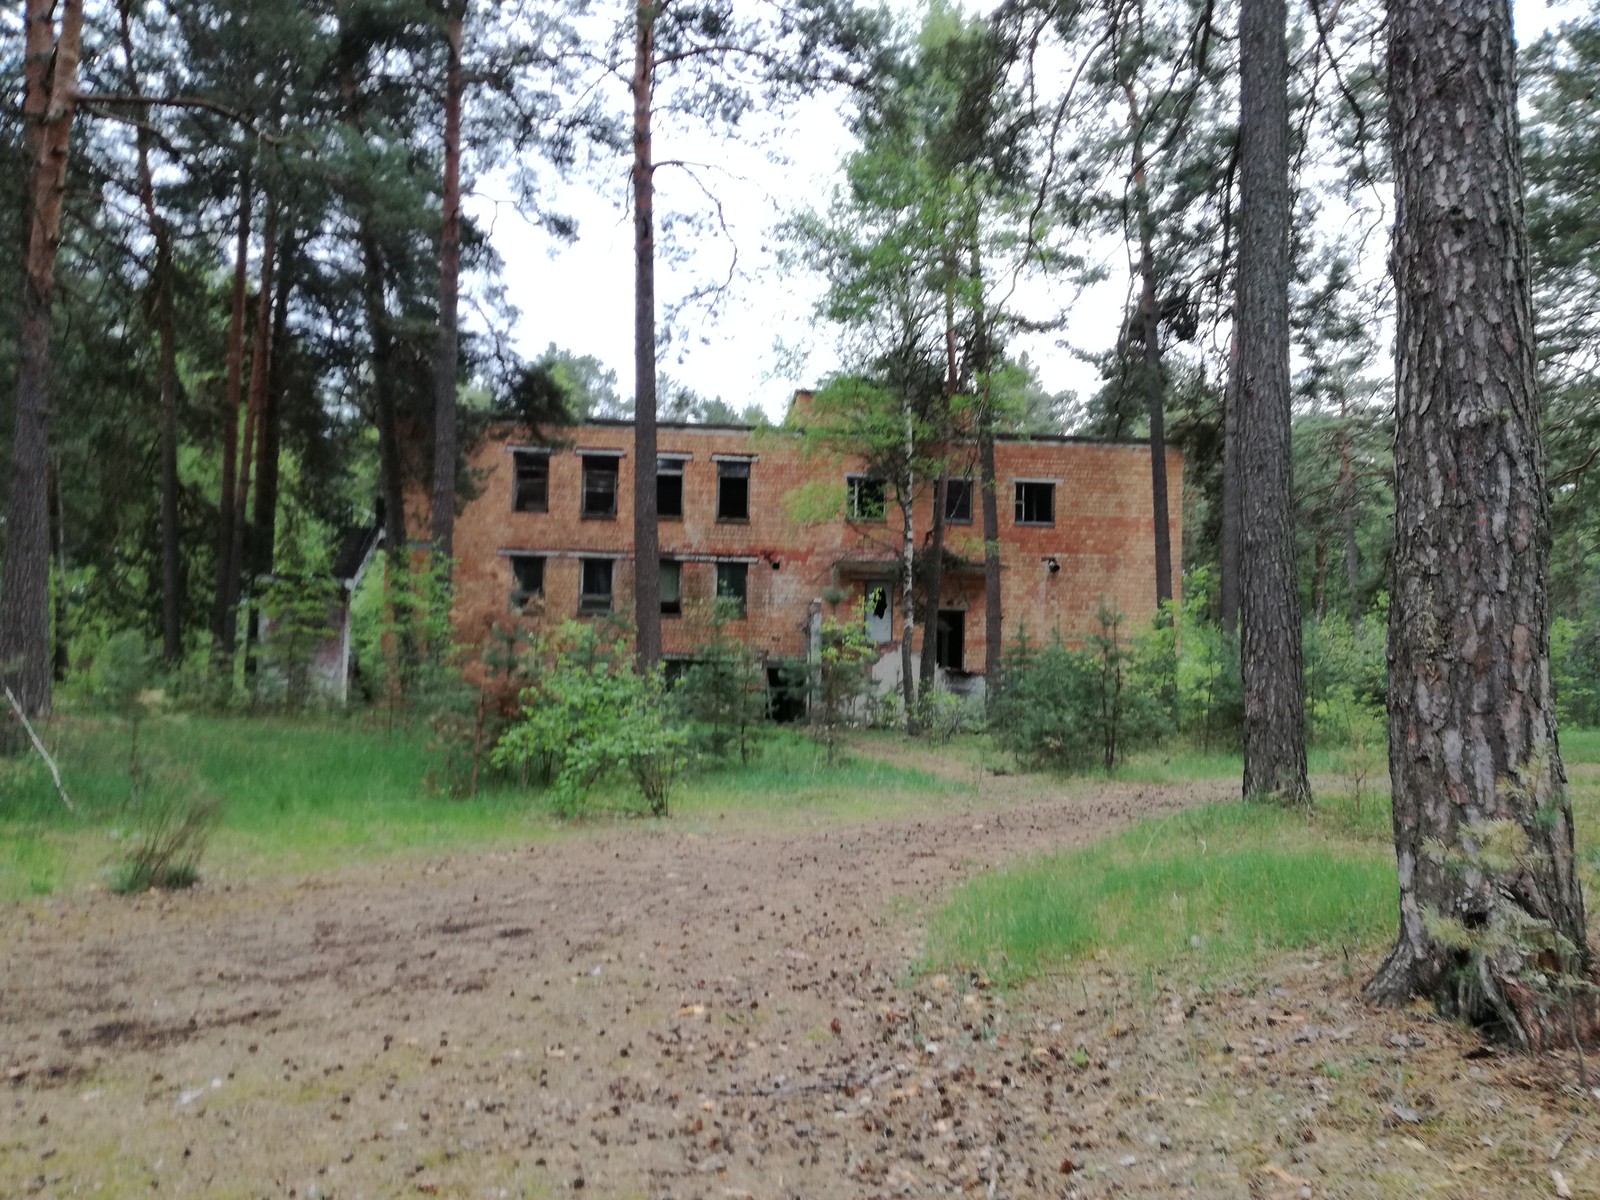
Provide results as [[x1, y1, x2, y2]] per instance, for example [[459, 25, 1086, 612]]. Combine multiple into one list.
[[256, 535, 341, 713], [1169, 571, 1243, 748], [812, 604, 878, 765], [675, 599, 769, 763], [492, 624, 687, 817], [1553, 614, 1600, 729], [909, 687, 983, 743], [928, 794, 1399, 984], [990, 609, 1167, 774], [1302, 614, 1387, 746], [73, 629, 159, 721], [108, 770, 220, 895]]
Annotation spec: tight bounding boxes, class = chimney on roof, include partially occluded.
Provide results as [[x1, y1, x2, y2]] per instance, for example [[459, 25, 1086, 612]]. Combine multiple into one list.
[[784, 389, 817, 428]]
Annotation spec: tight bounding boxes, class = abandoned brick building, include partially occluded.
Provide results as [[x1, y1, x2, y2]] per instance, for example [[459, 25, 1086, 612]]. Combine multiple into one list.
[[425, 403, 1182, 697]]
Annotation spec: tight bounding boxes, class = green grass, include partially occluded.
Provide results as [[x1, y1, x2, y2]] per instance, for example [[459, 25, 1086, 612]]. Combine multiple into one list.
[[929, 727, 1600, 985], [0, 717, 952, 901]]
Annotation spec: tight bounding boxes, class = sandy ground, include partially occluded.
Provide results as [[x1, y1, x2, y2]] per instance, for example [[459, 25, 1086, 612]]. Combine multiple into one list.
[[3, 751, 1597, 1199]]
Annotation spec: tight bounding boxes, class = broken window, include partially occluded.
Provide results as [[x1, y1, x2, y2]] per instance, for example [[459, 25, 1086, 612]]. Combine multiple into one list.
[[717, 459, 751, 521], [1014, 480, 1056, 525], [512, 450, 549, 513], [942, 479, 973, 524], [863, 583, 892, 643], [509, 554, 545, 607], [847, 475, 888, 522], [657, 455, 686, 519], [582, 455, 619, 519], [715, 561, 748, 617], [579, 558, 614, 614], [660, 559, 682, 616]]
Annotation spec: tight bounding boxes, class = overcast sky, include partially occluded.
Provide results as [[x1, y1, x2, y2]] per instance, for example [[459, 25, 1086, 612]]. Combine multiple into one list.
[[465, 0, 1587, 422]]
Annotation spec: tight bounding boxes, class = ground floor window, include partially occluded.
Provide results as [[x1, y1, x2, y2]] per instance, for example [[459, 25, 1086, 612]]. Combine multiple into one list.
[[864, 583, 893, 643], [660, 559, 682, 616], [579, 557, 614, 614], [509, 553, 545, 608], [715, 561, 748, 617]]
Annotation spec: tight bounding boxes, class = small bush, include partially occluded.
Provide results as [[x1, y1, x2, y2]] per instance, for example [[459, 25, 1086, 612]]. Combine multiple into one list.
[[492, 623, 687, 816], [1554, 614, 1600, 729], [675, 598, 769, 763], [912, 688, 984, 743], [990, 608, 1167, 773], [811, 604, 877, 765], [110, 774, 220, 893]]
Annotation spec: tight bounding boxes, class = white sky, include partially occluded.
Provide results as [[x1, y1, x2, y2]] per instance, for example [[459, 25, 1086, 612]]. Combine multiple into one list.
[[465, 0, 1586, 422]]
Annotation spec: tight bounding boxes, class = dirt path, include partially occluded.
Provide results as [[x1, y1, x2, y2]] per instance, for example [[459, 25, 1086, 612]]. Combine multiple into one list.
[[3, 756, 1596, 1199]]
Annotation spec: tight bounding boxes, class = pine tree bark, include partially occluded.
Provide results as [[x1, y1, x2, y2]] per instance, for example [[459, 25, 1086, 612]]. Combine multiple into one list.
[[1236, 0, 1309, 804], [1219, 329, 1242, 637], [117, 0, 183, 664], [220, 198, 278, 658], [211, 168, 253, 654], [429, 0, 464, 564], [254, 231, 297, 580], [631, 2, 662, 671], [0, 0, 84, 718], [1123, 83, 1173, 611], [1366, 0, 1592, 1049], [362, 234, 408, 569]]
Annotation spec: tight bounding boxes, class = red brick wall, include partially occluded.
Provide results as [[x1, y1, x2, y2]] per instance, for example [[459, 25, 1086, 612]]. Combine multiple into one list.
[[422, 421, 1183, 673]]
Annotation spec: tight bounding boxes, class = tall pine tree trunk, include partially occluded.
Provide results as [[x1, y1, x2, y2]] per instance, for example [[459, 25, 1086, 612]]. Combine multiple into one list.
[[631, 3, 662, 671], [1219, 329, 1242, 637], [1236, 0, 1309, 804], [211, 168, 253, 656], [254, 231, 297, 581], [429, 0, 464, 564], [1123, 82, 1173, 610], [361, 235, 407, 569], [0, 0, 84, 718], [1366, 0, 1592, 1049], [118, 0, 183, 664], [221, 197, 277, 660]]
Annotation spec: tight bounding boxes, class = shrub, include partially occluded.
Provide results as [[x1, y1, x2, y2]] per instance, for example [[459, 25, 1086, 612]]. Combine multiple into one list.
[[675, 598, 769, 763], [492, 623, 687, 816], [911, 687, 984, 743], [811, 604, 877, 765], [110, 771, 220, 893], [1303, 614, 1386, 746], [990, 608, 1167, 774], [1554, 614, 1600, 729], [256, 534, 342, 713]]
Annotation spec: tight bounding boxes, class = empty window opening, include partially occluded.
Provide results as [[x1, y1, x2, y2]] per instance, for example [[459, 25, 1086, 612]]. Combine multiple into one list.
[[864, 583, 893, 643], [509, 554, 545, 608], [847, 475, 888, 522], [942, 479, 973, 524], [660, 559, 682, 616], [512, 451, 549, 513], [715, 561, 749, 617], [935, 609, 965, 671], [1014, 480, 1056, 525], [579, 558, 614, 614], [657, 456, 686, 519], [582, 455, 619, 518], [717, 460, 751, 521]]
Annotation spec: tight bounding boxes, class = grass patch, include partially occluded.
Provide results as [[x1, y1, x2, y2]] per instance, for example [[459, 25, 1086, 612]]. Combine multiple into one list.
[[930, 727, 1600, 985], [928, 794, 1398, 984], [674, 732, 958, 822], [0, 718, 955, 901]]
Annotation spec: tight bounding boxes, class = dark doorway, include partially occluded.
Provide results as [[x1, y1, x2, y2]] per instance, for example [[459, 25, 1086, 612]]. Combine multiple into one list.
[[935, 610, 965, 671], [766, 662, 808, 723]]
